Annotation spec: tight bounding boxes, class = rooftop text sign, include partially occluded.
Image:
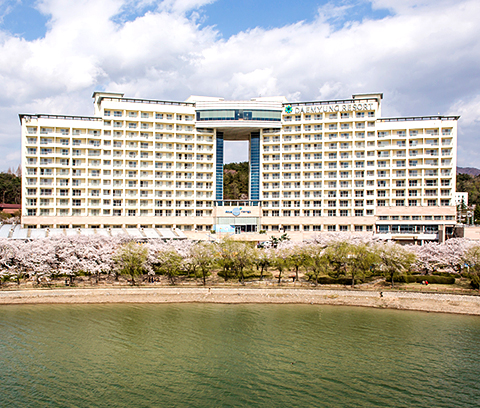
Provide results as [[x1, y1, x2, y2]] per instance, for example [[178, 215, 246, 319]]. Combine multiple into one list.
[[287, 102, 375, 114]]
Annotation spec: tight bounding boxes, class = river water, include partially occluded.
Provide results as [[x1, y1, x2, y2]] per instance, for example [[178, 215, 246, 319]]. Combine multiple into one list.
[[0, 304, 479, 407]]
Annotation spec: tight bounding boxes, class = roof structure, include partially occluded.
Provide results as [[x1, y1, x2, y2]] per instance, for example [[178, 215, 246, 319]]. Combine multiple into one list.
[[0, 225, 187, 240]]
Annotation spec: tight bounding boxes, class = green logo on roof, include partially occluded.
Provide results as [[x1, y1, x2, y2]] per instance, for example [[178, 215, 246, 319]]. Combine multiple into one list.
[[285, 105, 292, 114]]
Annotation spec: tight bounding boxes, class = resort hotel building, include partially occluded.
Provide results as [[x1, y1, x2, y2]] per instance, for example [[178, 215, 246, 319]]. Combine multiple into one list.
[[19, 92, 459, 243]]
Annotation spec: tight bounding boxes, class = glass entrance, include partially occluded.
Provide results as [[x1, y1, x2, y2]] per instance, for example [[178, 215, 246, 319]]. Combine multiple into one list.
[[235, 225, 257, 234]]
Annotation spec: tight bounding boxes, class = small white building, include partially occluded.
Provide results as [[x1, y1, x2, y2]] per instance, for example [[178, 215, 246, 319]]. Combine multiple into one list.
[[455, 192, 468, 206]]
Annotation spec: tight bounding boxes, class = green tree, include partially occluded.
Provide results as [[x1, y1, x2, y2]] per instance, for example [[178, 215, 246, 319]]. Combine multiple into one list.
[[285, 243, 307, 283], [272, 248, 289, 284], [191, 242, 215, 286], [324, 241, 351, 279], [377, 243, 416, 287], [463, 245, 480, 289], [0, 212, 12, 221], [270, 233, 290, 248], [0, 172, 21, 204], [474, 205, 480, 225], [232, 242, 252, 284], [252, 247, 271, 280], [154, 248, 184, 285], [216, 239, 237, 281], [304, 245, 330, 286], [347, 243, 379, 287], [113, 241, 148, 285]]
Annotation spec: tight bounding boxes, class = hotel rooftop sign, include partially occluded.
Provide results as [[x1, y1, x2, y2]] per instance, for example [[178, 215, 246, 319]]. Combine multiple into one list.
[[287, 102, 375, 114]]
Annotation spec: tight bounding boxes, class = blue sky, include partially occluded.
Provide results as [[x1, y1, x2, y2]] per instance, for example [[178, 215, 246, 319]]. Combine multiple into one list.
[[200, 0, 390, 38], [0, 0, 391, 41], [0, 0, 479, 168], [0, 0, 48, 40]]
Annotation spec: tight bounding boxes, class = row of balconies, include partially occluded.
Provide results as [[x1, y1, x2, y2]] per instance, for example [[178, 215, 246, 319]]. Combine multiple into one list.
[[25, 156, 215, 166], [25, 210, 213, 217], [261, 168, 452, 180], [264, 134, 452, 143], [26, 171, 454, 186], [24, 172, 214, 180], [262, 157, 453, 167], [104, 111, 194, 120], [24, 187, 452, 199], [25, 202, 451, 214], [283, 122, 375, 132], [261, 143, 452, 150], [26, 133, 214, 142], [25, 158, 215, 166], [26, 131, 214, 143], [23, 182, 401, 194], [27, 203, 212, 210], [261, 189, 451, 197], [261, 200, 451, 208], [262, 180, 451, 189], [260, 162, 452, 172], [262, 152, 451, 160], [26, 145, 215, 153]]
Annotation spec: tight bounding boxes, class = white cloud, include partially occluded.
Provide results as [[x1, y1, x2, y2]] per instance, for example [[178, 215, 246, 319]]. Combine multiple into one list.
[[448, 96, 480, 167], [0, 0, 479, 169], [159, 0, 216, 14], [224, 140, 248, 164]]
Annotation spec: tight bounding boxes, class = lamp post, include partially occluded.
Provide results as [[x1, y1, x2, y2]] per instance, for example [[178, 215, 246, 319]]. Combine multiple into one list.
[[467, 211, 473, 225]]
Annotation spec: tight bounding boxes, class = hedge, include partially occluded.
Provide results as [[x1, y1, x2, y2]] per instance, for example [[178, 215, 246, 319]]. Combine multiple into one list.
[[396, 275, 456, 284]]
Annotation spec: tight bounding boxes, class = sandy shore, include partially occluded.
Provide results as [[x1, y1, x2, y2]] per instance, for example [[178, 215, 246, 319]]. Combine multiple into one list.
[[1, 287, 480, 315]]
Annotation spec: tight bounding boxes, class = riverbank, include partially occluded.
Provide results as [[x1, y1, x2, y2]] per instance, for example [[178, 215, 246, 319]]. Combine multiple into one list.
[[1, 287, 480, 315]]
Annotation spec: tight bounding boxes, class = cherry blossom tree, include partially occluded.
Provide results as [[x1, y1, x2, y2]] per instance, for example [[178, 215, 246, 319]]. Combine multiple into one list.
[[278, 241, 308, 283], [252, 246, 272, 281], [271, 246, 290, 284], [303, 244, 330, 286]]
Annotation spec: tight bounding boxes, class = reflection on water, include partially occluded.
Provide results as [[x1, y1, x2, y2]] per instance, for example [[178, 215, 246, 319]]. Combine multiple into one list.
[[1, 304, 479, 407]]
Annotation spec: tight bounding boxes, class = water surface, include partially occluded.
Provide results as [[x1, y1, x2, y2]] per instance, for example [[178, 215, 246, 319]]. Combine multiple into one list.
[[0, 304, 479, 407]]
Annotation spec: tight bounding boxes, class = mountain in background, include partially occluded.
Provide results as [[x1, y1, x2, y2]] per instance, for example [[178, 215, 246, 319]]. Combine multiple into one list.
[[457, 167, 480, 176]]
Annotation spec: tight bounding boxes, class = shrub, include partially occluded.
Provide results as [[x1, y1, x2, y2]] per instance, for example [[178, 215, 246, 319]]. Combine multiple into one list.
[[395, 275, 455, 284], [309, 276, 363, 285]]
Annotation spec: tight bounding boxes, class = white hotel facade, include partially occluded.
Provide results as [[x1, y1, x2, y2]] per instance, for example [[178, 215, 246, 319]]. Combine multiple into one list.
[[20, 92, 459, 242]]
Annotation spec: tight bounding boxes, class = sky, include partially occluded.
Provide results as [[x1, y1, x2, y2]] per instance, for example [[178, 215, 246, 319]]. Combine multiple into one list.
[[0, 0, 479, 169]]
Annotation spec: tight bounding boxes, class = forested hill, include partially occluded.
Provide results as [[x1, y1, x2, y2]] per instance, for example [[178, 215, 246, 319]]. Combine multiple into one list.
[[224, 162, 249, 200], [457, 173, 480, 207]]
